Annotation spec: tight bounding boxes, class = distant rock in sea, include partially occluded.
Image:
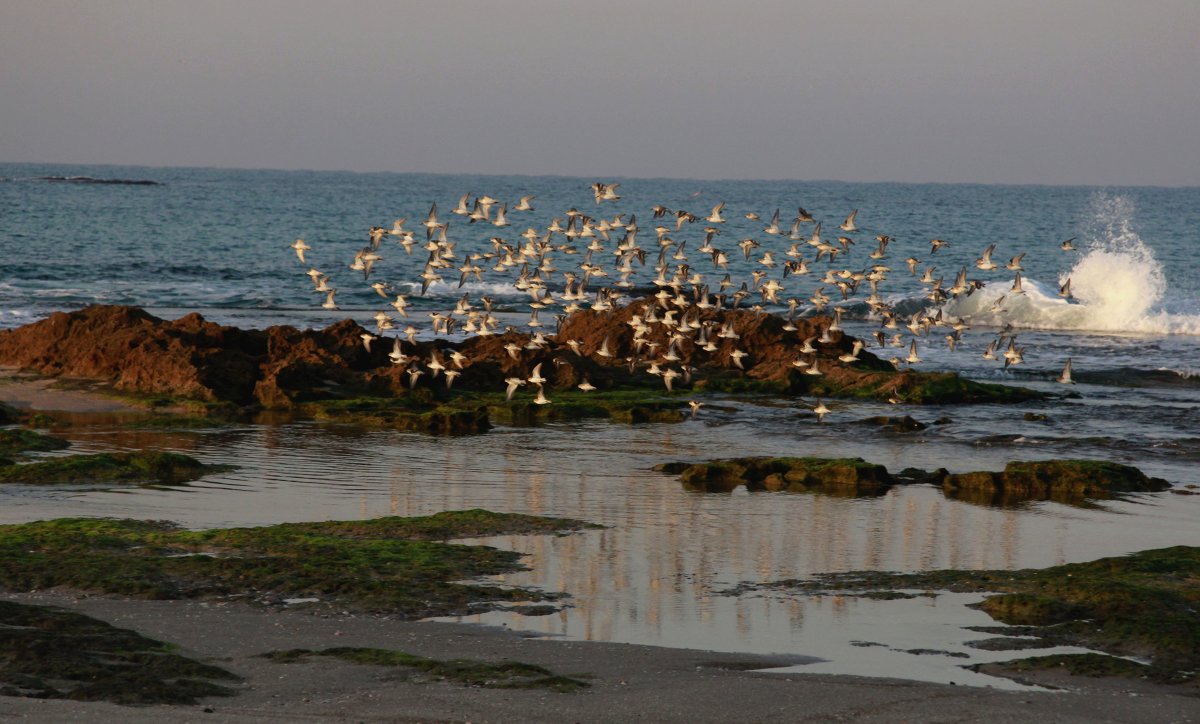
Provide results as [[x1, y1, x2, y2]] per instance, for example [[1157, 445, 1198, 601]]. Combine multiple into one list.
[[37, 175, 161, 186]]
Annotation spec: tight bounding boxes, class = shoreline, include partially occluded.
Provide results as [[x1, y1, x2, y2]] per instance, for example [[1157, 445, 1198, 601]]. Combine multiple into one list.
[[2, 591, 1195, 723]]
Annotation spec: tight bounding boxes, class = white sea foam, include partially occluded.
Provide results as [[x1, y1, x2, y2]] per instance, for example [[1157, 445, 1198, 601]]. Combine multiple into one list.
[[944, 195, 1200, 335]]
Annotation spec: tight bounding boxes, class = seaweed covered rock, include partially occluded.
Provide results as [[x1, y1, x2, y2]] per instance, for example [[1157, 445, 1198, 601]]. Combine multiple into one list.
[[656, 456, 894, 495], [0, 428, 70, 456], [942, 459, 1171, 505], [0, 511, 598, 617], [0, 601, 238, 704], [770, 546, 1200, 683], [0, 450, 224, 486], [660, 457, 1175, 506]]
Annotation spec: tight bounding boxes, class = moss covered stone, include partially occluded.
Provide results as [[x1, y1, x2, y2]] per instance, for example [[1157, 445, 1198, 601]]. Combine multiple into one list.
[[0, 428, 71, 456], [663, 457, 1174, 506], [975, 653, 1152, 679], [261, 647, 589, 692], [0, 600, 238, 704], [657, 457, 894, 495], [0, 510, 599, 618], [943, 459, 1171, 506], [0, 450, 224, 486], [757, 546, 1200, 683]]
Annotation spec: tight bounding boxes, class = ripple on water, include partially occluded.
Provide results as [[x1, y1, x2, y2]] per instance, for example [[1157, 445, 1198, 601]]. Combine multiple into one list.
[[1, 412, 1197, 688]]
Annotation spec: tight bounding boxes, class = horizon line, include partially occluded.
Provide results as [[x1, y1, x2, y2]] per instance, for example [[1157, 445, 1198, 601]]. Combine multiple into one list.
[[2, 159, 1197, 191]]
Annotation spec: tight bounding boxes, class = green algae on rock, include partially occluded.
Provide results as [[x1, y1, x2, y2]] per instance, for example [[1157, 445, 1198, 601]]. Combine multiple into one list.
[[261, 647, 589, 693], [0, 428, 70, 456], [0, 510, 599, 618], [655, 457, 893, 495], [299, 389, 686, 434], [752, 546, 1200, 683], [0, 450, 226, 486], [0, 600, 238, 704], [971, 653, 1153, 680], [942, 459, 1171, 506], [659, 456, 1174, 506]]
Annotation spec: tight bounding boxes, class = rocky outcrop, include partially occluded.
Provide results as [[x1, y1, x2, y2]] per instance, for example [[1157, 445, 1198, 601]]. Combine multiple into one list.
[[0, 304, 1041, 416], [658, 457, 1173, 504], [655, 457, 894, 495], [941, 459, 1171, 506]]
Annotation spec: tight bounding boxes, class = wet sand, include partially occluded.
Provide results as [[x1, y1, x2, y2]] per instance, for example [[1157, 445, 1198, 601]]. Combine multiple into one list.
[[0, 368, 143, 414], [2, 591, 1195, 724]]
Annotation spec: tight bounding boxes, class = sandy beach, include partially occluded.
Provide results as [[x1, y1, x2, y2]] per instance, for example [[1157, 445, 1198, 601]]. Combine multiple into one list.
[[2, 591, 1196, 723]]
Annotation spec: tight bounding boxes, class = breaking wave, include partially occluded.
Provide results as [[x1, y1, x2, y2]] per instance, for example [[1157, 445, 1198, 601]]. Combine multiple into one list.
[[944, 195, 1200, 335]]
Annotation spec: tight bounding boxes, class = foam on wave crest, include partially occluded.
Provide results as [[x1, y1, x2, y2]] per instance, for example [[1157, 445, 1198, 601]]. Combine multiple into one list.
[[944, 194, 1200, 335]]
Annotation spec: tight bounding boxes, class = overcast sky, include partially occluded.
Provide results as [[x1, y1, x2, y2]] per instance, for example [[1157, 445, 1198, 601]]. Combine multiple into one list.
[[2, 1, 1197, 185]]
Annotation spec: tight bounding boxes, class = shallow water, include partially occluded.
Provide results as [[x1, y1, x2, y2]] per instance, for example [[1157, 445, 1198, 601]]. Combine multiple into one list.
[[3, 406, 1197, 688]]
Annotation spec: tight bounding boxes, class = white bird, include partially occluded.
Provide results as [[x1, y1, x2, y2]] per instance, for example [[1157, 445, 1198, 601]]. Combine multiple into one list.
[[527, 362, 547, 386], [838, 340, 864, 364], [975, 244, 998, 271], [839, 210, 858, 232], [906, 340, 922, 364], [291, 239, 311, 263], [813, 399, 830, 422], [505, 377, 526, 401], [1057, 358, 1075, 384]]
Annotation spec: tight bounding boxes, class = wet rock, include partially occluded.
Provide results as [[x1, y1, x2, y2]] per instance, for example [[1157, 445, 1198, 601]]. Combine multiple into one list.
[[0, 402, 20, 425], [0, 601, 238, 704], [0, 451, 226, 486], [1023, 412, 1049, 421], [0, 305, 1043, 418], [943, 459, 1171, 505], [855, 415, 927, 432], [0, 429, 70, 456], [760, 545, 1200, 683], [663, 457, 1171, 507], [656, 457, 894, 495]]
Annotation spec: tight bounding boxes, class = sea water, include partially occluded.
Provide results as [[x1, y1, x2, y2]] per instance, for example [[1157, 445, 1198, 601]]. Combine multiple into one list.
[[1, 163, 1198, 687]]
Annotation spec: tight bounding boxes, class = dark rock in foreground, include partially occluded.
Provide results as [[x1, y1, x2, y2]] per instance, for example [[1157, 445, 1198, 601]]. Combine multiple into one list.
[[0, 601, 238, 704]]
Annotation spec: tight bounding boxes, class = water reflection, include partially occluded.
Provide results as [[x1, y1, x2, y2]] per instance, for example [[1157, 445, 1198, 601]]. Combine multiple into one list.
[[1, 414, 1196, 687]]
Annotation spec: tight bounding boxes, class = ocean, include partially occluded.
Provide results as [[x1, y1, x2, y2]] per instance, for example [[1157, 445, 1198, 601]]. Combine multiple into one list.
[[1, 162, 1198, 687]]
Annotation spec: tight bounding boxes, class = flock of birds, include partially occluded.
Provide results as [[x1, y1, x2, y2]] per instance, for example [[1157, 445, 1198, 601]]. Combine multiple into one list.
[[290, 182, 1078, 421]]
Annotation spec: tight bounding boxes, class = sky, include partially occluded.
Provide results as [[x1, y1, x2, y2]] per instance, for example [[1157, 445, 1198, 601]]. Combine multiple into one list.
[[2, 0, 1198, 186]]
